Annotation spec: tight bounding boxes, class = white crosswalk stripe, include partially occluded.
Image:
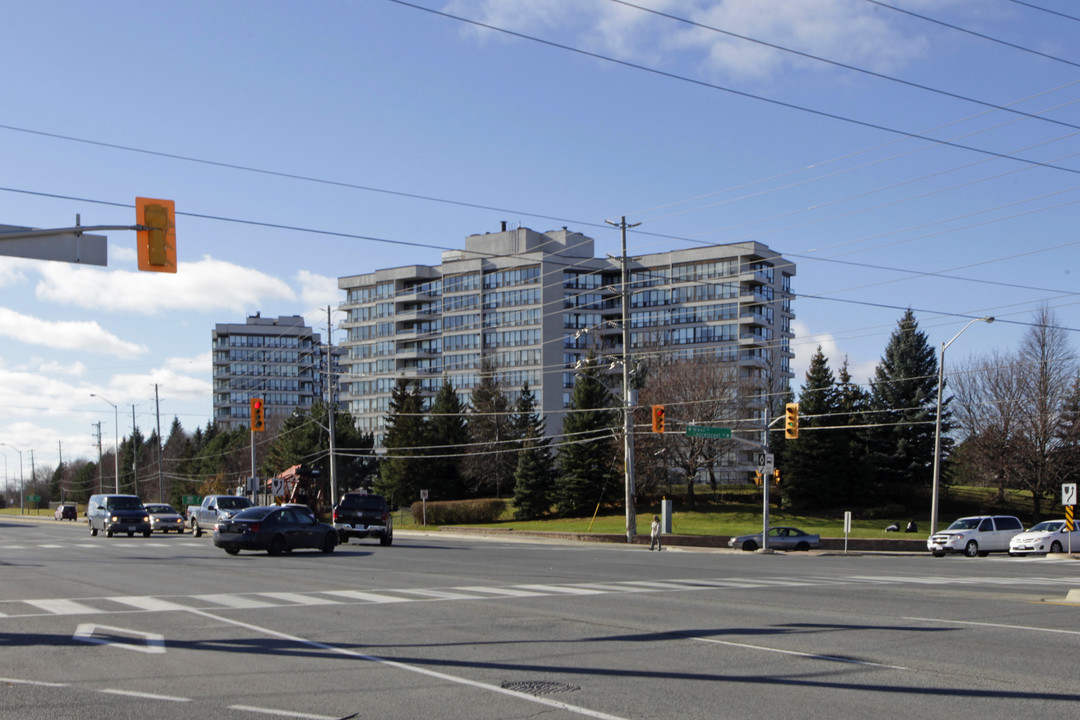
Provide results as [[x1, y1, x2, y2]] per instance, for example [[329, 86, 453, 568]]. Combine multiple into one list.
[[3, 573, 1078, 619]]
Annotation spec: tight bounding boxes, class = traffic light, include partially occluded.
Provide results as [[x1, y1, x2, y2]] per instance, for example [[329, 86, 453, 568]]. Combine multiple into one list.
[[753, 470, 763, 486], [773, 469, 781, 485], [136, 197, 176, 273], [250, 397, 266, 432], [651, 405, 665, 433], [785, 402, 799, 439]]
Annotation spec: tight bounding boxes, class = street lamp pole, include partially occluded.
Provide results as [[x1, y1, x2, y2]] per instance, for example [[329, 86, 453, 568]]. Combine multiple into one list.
[[931, 316, 994, 534], [91, 394, 120, 493]]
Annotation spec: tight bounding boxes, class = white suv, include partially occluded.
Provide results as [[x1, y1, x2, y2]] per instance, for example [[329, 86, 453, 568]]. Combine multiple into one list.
[[927, 515, 1024, 557]]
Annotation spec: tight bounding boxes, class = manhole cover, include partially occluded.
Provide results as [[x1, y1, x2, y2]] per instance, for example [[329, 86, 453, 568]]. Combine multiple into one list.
[[501, 680, 580, 696]]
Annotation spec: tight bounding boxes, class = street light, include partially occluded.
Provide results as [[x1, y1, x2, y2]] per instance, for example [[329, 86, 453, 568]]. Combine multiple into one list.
[[930, 316, 994, 534], [1, 443, 23, 514], [91, 393, 120, 493]]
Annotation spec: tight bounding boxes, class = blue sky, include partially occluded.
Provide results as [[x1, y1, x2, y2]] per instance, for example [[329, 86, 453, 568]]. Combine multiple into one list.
[[1, 0, 1077, 478]]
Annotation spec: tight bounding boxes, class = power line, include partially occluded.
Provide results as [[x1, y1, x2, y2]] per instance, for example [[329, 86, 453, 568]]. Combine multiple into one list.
[[385, 0, 1080, 177]]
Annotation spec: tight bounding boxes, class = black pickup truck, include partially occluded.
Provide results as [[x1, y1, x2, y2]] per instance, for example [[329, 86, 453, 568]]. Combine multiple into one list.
[[332, 492, 393, 546]]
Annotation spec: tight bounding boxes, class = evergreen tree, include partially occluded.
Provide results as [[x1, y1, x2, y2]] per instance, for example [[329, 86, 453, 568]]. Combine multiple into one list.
[[464, 359, 517, 497], [554, 351, 618, 517], [376, 379, 426, 508], [512, 383, 555, 519], [834, 357, 873, 505], [868, 310, 940, 506], [782, 347, 843, 511], [426, 378, 468, 500]]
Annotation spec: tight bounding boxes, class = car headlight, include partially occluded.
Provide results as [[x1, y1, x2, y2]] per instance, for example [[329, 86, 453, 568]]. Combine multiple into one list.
[[110, 515, 119, 522]]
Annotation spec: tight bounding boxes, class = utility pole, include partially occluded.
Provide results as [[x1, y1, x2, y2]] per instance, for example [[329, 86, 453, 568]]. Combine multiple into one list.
[[58, 441, 63, 503], [327, 305, 337, 506], [606, 216, 641, 543], [93, 422, 103, 494], [155, 384, 164, 502], [131, 404, 138, 494]]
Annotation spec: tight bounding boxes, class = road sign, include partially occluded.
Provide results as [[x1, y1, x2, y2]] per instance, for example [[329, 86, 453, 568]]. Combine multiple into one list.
[[1067, 505, 1075, 532], [271, 478, 286, 498], [685, 426, 732, 439], [1063, 483, 1077, 507], [420, 489, 429, 501], [756, 453, 775, 474]]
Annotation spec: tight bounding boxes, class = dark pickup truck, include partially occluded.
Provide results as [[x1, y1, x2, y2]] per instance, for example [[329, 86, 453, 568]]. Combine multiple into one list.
[[332, 492, 393, 546]]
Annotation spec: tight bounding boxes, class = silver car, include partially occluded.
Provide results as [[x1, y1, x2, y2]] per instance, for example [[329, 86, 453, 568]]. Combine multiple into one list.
[[144, 503, 186, 534], [728, 526, 820, 552]]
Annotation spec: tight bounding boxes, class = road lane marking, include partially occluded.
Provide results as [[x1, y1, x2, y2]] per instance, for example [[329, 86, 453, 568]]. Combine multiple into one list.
[[190, 608, 630, 720], [257, 592, 343, 606], [514, 584, 607, 595], [324, 590, 411, 603], [687, 634, 910, 670], [99, 688, 188, 701], [109, 596, 192, 612], [0, 676, 68, 687], [230, 705, 344, 720], [192, 593, 279, 609], [25, 599, 100, 615], [393, 588, 483, 600], [454, 585, 547, 597], [73, 623, 166, 653], [905, 616, 1080, 636]]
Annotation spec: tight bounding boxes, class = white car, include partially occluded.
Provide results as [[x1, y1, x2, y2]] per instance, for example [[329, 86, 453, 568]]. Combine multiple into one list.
[[1009, 520, 1072, 556], [927, 515, 1024, 557]]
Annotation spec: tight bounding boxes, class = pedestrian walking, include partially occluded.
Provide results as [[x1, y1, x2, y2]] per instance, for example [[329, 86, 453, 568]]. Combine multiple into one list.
[[649, 514, 662, 551]]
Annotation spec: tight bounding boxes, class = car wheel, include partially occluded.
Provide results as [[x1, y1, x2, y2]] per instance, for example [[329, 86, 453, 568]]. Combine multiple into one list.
[[795, 541, 810, 552], [192, 520, 202, 537], [964, 540, 979, 557], [106, 527, 114, 538], [1051, 540, 1063, 554], [932, 551, 946, 557], [89, 522, 98, 537], [322, 533, 337, 554], [268, 535, 286, 556], [143, 530, 152, 538], [224, 547, 240, 555], [380, 533, 392, 547], [742, 539, 758, 552]]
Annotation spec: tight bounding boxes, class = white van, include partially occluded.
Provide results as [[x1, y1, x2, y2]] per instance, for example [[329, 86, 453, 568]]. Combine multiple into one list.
[[927, 515, 1023, 557]]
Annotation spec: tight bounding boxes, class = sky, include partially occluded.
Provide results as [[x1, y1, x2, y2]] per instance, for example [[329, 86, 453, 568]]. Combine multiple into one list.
[[1, 0, 1078, 482]]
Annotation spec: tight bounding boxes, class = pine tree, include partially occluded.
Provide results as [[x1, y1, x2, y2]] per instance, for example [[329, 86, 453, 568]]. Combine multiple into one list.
[[376, 379, 426, 508], [426, 378, 468, 500], [782, 347, 842, 511], [512, 383, 555, 519], [554, 352, 618, 517], [834, 357, 873, 506], [869, 309, 940, 506], [464, 359, 517, 497]]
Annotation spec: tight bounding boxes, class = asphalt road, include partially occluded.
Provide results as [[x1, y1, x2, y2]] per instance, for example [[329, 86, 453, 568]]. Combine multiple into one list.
[[2, 516, 1079, 719]]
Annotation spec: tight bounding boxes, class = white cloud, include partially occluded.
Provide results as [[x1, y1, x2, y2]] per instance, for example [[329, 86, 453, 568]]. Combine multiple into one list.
[[36, 359, 87, 376], [0, 307, 146, 357], [33, 256, 296, 314], [447, 0, 931, 82], [790, 319, 877, 391], [297, 270, 341, 309]]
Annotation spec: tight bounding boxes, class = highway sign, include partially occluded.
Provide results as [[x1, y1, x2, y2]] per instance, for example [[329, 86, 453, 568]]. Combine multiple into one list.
[[685, 426, 731, 439]]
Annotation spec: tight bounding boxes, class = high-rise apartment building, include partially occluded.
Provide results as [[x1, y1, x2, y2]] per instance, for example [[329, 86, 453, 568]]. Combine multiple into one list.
[[212, 314, 341, 430], [338, 226, 794, 481]]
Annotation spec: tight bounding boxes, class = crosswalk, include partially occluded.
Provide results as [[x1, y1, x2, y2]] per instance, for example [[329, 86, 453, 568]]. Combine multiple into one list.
[[1, 572, 1077, 619]]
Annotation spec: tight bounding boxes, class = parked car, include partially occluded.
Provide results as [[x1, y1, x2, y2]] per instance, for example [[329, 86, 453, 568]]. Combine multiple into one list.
[[927, 515, 1023, 557], [1009, 519, 1072, 556], [332, 492, 393, 546], [86, 494, 152, 538], [728, 526, 819, 552], [213, 505, 338, 556], [53, 504, 77, 521], [143, 503, 186, 533]]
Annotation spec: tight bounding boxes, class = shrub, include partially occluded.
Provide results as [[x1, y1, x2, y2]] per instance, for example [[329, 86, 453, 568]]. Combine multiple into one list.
[[411, 498, 507, 526]]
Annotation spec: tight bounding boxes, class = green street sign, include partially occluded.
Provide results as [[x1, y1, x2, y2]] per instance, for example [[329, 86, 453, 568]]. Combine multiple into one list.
[[685, 426, 732, 439], [28, 494, 41, 503]]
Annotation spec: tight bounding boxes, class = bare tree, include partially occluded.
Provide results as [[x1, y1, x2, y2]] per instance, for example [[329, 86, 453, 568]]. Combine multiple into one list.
[[954, 307, 1077, 519], [636, 355, 753, 509]]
